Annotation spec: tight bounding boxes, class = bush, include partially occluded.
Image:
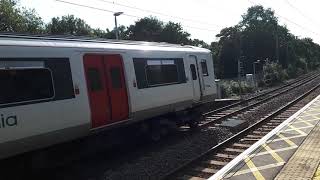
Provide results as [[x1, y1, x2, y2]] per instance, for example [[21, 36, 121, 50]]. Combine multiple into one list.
[[220, 80, 254, 98], [263, 62, 287, 86]]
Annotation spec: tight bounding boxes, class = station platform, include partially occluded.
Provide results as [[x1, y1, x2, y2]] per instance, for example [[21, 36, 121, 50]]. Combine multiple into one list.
[[209, 95, 320, 180]]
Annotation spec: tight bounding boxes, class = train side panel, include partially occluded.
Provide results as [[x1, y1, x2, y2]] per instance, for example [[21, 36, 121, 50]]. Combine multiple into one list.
[[0, 46, 91, 159], [125, 50, 201, 120]]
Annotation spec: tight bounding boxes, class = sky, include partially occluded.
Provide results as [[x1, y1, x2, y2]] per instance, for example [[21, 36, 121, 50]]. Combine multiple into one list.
[[19, 0, 320, 44]]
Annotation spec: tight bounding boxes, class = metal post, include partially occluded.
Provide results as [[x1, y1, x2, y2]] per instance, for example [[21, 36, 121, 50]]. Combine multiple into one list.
[[238, 59, 242, 98], [113, 12, 123, 40], [253, 62, 256, 88], [275, 24, 279, 63], [114, 15, 118, 40]]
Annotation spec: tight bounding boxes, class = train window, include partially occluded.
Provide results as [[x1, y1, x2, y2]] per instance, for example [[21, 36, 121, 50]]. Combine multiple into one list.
[[87, 68, 103, 91], [133, 58, 186, 89], [201, 60, 209, 76], [0, 68, 54, 105], [146, 64, 179, 86], [190, 64, 197, 80], [110, 67, 122, 89]]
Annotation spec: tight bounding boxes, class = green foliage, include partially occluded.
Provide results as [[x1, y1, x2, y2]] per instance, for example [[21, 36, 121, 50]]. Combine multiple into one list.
[[127, 16, 163, 41], [0, 0, 44, 33], [160, 21, 191, 44], [263, 62, 288, 86], [127, 17, 194, 45], [214, 5, 320, 81], [220, 80, 254, 97], [46, 15, 92, 36]]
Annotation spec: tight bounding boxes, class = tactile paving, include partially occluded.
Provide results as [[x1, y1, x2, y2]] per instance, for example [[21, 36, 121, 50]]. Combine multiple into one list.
[[275, 123, 320, 180]]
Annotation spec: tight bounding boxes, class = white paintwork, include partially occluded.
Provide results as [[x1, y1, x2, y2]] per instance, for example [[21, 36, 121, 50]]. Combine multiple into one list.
[[0, 37, 217, 159], [189, 55, 201, 101]]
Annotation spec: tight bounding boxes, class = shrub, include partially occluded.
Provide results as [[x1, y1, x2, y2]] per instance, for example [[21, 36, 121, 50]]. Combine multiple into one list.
[[263, 62, 287, 86], [220, 80, 254, 98]]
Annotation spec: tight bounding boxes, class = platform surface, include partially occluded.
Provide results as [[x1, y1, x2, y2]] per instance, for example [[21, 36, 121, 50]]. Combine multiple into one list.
[[210, 95, 320, 180]]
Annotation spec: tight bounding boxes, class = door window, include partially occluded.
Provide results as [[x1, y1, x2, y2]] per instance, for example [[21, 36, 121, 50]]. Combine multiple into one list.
[[201, 60, 209, 76], [190, 64, 197, 80], [110, 67, 122, 89], [87, 68, 103, 91]]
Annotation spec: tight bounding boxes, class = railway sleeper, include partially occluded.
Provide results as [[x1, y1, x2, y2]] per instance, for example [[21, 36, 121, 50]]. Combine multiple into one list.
[[193, 166, 219, 174], [252, 130, 269, 135], [246, 134, 264, 139], [258, 127, 274, 131], [240, 137, 260, 142], [214, 153, 238, 159], [202, 160, 229, 166], [177, 175, 206, 180], [224, 147, 245, 153], [232, 143, 252, 149]]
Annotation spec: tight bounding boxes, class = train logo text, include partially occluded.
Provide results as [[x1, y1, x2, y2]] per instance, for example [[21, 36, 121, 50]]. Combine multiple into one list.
[[0, 114, 18, 129]]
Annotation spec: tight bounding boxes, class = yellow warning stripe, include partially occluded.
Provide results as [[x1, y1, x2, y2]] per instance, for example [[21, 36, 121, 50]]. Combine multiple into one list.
[[300, 120, 314, 126], [244, 155, 265, 180], [263, 144, 284, 163], [311, 115, 320, 121], [284, 125, 313, 132], [233, 162, 285, 176], [252, 145, 297, 157], [288, 125, 307, 136], [300, 112, 320, 118], [295, 117, 317, 126], [313, 165, 320, 180], [277, 134, 296, 147]]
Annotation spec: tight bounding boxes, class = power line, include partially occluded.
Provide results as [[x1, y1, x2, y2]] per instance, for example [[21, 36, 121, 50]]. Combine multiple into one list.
[[55, 0, 217, 32], [283, 0, 320, 27], [247, 0, 320, 37], [95, 0, 221, 28]]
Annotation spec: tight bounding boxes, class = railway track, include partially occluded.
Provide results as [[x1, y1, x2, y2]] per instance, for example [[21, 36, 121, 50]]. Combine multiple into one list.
[[5, 72, 319, 180], [164, 75, 320, 180], [198, 72, 320, 128]]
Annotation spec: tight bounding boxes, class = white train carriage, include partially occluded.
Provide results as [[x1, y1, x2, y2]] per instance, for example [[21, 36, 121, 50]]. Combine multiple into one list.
[[0, 35, 217, 159]]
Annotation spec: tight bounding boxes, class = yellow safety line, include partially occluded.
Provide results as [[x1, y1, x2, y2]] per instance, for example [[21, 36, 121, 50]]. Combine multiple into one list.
[[311, 115, 320, 121], [267, 134, 305, 144], [262, 144, 285, 163], [284, 125, 313, 132], [277, 134, 297, 147], [288, 125, 307, 136], [296, 116, 317, 124], [313, 164, 320, 179], [292, 118, 319, 124], [251, 145, 298, 157], [233, 162, 285, 176], [244, 156, 265, 180], [302, 120, 314, 126]]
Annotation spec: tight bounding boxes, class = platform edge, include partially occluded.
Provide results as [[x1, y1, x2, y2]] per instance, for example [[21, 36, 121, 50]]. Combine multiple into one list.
[[208, 94, 320, 180]]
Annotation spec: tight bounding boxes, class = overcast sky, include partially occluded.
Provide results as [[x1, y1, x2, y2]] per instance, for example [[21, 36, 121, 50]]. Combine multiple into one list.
[[19, 0, 320, 44]]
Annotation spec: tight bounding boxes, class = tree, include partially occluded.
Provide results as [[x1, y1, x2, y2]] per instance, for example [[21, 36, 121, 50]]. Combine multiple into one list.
[[0, 0, 44, 33], [216, 26, 241, 78], [127, 17, 163, 41], [46, 15, 92, 36], [159, 21, 191, 44]]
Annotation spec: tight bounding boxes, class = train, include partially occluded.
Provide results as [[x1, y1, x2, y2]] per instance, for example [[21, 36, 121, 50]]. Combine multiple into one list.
[[0, 34, 217, 160]]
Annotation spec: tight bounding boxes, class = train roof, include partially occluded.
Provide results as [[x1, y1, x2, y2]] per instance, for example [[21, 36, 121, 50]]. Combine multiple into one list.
[[0, 33, 211, 53]]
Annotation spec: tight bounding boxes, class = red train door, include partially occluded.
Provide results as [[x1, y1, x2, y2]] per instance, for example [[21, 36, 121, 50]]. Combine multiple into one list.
[[103, 55, 129, 122], [84, 54, 129, 128]]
